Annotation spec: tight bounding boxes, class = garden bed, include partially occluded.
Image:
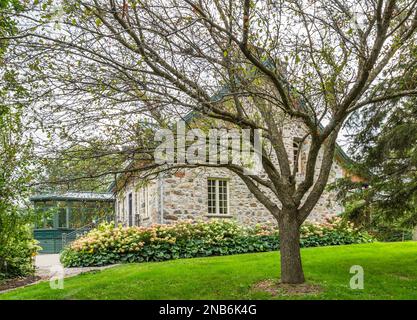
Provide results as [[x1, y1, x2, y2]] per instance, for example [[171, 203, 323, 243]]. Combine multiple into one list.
[[0, 275, 42, 293], [60, 217, 374, 267]]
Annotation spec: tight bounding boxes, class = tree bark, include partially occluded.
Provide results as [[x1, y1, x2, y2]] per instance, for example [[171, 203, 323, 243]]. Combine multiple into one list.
[[278, 211, 305, 284], [412, 225, 417, 241]]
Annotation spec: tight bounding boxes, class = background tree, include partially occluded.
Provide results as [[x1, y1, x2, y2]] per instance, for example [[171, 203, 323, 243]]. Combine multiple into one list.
[[36, 145, 117, 193], [336, 97, 417, 241], [7, 0, 417, 284], [0, 0, 39, 279]]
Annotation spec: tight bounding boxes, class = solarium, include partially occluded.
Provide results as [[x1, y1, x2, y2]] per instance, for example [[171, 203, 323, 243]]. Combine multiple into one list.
[[31, 192, 115, 253]]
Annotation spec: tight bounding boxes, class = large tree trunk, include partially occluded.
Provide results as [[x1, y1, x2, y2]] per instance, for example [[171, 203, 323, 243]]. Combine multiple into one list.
[[278, 211, 305, 284]]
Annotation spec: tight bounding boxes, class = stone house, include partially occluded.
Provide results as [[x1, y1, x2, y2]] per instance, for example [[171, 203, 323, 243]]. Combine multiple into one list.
[[110, 114, 350, 227]]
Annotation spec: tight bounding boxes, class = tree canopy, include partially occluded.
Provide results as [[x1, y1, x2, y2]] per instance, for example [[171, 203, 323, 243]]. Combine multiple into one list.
[[5, 0, 417, 284]]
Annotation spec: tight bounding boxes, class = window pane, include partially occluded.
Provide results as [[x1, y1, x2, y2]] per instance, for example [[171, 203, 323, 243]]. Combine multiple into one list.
[[207, 179, 216, 214], [219, 180, 227, 214], [58, 209, 67, 228], [69, 207, 84, 229], [44, 209, 54, 229]]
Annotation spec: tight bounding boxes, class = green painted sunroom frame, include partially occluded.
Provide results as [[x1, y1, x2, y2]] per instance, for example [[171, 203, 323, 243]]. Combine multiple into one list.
[[31, 192, 115, 230]]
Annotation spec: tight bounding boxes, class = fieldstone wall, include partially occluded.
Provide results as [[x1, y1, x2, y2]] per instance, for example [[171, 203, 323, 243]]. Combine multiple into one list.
[[115, 178, 159, 227], [161, 167, 276, 225], [161, 163, 343, 226]]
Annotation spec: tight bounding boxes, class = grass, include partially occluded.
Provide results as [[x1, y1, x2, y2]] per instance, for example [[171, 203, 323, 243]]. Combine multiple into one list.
[[1, 242, 417, 300]]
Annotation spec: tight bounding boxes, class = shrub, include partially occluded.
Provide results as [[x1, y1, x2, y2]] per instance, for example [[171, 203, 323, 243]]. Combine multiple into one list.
[[368, 225, 413, 242], [300, 216, 375, 247], [60, 217, 374, 267], [0, 215, 41, 280]]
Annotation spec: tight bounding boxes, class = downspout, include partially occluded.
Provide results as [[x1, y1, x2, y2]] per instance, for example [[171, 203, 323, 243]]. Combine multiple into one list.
[[158, 173, 165, 224], [113, 174, 117, 227]]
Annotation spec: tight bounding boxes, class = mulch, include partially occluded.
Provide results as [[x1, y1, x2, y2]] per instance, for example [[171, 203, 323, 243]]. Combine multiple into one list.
[[0, 275, 42, 292], [252, 279, 322, 296]]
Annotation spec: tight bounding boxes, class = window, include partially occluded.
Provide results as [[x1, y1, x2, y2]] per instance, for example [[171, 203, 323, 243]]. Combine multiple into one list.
[[293, 139, 300, 173], [207, 179, 229, 215]]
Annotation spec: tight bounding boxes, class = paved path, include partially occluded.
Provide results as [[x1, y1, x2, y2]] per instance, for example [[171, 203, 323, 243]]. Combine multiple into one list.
[[35, 254, 117, 279], [0, 255, 117, 294]]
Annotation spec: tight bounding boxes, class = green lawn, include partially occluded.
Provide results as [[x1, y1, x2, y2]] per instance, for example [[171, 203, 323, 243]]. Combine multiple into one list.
[[2, 242, 417, 300]]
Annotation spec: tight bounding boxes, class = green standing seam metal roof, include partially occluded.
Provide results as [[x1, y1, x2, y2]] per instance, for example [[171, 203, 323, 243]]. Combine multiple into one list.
[[30, 191, 115, 202]]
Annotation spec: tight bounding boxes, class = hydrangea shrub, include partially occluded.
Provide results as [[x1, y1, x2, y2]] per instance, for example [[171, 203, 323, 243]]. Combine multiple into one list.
[[60, 217, 374, 267]]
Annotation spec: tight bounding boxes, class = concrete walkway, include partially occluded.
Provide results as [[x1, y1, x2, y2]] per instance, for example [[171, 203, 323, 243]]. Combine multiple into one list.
[[0, 254, 118, 294], [35, 254, 117, 279]]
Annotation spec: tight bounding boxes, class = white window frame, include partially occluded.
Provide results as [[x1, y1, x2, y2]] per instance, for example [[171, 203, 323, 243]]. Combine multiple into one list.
[[207, 178, 229, 215]]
